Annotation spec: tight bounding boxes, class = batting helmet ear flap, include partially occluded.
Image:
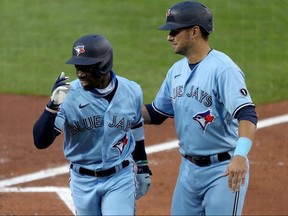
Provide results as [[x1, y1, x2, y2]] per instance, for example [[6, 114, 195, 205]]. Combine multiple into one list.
[[97, 48, 113, 76]]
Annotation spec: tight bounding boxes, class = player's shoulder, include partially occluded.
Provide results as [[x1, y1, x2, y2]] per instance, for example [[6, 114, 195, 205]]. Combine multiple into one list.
[[208, 49, 239, 68], [116, 75, 141, 90], [116, 75, 143, 102], [163, 57, 190, 79], [201, 49, 243, 75], [172, 57, 188, 67], [116, 76, 143, 104], [168, 57, 189, 73]]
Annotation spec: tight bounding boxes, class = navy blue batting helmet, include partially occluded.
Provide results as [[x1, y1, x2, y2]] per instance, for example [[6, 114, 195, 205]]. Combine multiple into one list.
[[66, 34, 113, 75], [158, 1, 213, 33]]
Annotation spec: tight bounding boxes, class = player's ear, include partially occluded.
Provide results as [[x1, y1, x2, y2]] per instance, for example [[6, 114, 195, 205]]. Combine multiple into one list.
[[193, 26, 201, 36], [188, 26, 199, 39]]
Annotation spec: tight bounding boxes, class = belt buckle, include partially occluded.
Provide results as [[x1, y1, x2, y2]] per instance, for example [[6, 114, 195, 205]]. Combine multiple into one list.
[[201, 157, 211, 166], [190, 157, 197, 164], [94, 170, 99, 177], [194, 156, 211, 166]]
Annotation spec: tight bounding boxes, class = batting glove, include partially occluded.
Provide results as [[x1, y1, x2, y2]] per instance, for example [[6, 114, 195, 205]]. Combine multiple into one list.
[[47, 72, 70, 111], [135, 160, 152, 200]]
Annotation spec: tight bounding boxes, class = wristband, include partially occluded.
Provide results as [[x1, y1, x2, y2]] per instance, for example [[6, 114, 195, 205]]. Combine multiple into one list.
[[234, 137, 252, 157], [135, 160, 152, 175], [136, 160, 148, 166], [45, 106, 59, 114], [47, 100, 60, 111]]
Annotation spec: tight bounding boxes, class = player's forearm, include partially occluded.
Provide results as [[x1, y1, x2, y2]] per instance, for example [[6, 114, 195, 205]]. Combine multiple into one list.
[[132, 140, 148, 161], [234, 120, 257, 157], [33, 110, 58, 149], [131, 121, 147, 161], [238, 120, 257, 141], [142, 105, 151, 124]]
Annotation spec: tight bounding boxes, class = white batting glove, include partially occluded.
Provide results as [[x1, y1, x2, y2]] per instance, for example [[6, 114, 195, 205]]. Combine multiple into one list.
[[47, 72, 70, 111], [135, 161, 152, 200], [136, 173, 151, 200]]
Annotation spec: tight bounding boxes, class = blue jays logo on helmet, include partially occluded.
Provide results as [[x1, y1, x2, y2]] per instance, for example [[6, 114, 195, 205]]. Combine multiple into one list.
[[74, 45, 85, 56], [166, 9, 171, 17], [193, 109, 215, 131], [113, 134, 128, 155]]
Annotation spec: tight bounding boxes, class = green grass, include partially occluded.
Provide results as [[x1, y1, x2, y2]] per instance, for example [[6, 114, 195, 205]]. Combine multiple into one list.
[[0, 0, 287, 105]]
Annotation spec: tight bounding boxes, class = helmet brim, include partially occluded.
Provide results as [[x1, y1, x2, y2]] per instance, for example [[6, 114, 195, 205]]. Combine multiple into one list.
[[158, 22, 190, 30], [65, 57, 102, 65]]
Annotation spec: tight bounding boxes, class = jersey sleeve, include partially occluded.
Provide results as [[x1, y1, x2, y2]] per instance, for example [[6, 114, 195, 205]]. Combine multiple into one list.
[[152, 71, 174, 117], [54, 106, 66, 133], [132, 120, 144, 141], [216, 67, 254, 117]]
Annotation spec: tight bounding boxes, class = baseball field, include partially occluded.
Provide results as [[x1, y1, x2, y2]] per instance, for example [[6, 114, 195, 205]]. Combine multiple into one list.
[[1, 0, 288, 215]]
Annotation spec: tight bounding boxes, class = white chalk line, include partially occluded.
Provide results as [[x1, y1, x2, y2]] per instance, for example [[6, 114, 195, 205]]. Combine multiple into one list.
[[0, 113, 287, 214], [0, 186, 75, 213]]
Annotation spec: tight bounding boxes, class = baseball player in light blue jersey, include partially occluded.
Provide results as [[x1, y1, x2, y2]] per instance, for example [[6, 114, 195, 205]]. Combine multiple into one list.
[[142, 1, 258, 215], [33, 34, 152, 215]]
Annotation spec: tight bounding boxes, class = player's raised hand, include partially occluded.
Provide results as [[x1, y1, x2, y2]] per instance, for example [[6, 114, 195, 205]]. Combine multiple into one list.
[[47, 72, 70, 111]]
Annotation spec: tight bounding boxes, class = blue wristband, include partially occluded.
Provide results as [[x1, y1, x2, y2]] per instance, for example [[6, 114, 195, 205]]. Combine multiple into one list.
[[234, 137, 252, 157]]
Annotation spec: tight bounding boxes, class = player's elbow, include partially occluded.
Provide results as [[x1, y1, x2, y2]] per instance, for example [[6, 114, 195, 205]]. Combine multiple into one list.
[[34, 143, 47, 150], [143, 104, 168, 125], [33, 135, 52, 149], [33, 125, 54, 149]]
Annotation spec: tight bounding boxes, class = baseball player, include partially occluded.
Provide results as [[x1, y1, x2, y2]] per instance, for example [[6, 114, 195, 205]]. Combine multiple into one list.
[[33, 34, 152, 215], [142, 1, 258, 215]]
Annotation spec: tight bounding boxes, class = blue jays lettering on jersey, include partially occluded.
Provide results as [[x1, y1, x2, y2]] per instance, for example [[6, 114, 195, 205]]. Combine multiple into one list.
[[55, 73, 143, 170], [153, 49, 255, 156]]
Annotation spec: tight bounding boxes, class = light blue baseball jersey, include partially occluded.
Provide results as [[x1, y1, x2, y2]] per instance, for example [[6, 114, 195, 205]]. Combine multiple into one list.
[[153, 49, 254, 156], [54, 73, 143, 170]]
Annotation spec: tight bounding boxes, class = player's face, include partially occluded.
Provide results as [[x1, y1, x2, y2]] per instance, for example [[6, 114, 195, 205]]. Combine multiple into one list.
[[75, 64, 108, 90], [167, 27, 196, 55]]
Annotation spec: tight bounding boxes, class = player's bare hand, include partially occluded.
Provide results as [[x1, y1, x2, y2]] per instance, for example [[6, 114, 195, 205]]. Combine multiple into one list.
[[223, 155, 247, 192]]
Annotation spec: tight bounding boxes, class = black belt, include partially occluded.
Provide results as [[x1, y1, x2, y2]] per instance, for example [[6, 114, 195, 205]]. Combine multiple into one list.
[[70, 160, 129, 177], [184, 152, 231, 167]]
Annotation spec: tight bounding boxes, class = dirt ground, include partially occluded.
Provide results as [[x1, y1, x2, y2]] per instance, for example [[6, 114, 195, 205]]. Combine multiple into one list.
[[0, 94, 287, 215]]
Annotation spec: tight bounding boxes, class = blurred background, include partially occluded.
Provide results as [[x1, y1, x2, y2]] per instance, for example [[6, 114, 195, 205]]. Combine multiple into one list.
[[0, 0, 287, 105]]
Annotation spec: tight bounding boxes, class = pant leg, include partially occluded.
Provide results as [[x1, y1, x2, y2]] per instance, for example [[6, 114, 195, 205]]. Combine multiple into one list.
[[70, 163, 136, 216], [101, 163, 136, 215], [204, 164, 250, 215], [171, 157, 204, 215], [69, 169, 102, 215]]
